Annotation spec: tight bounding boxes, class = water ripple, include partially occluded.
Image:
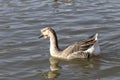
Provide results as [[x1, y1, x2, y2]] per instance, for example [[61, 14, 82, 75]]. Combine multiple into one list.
[[0, 0, 120, 80]]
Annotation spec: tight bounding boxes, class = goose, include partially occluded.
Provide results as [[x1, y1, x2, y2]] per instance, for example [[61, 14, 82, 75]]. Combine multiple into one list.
[[39, 27, 100, 60]]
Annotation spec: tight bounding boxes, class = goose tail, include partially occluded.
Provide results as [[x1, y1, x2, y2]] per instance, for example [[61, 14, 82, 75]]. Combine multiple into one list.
[[89, 33, 98, 41], [85, 33, 100, 55], [95, 33, 98, 41]]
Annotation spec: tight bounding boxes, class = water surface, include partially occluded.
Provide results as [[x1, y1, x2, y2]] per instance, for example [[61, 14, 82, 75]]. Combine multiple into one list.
[[0, 0, 120, 80]]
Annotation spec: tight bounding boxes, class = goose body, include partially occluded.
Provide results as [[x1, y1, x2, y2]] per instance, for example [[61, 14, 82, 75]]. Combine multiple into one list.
[[39, 27, 100, 60]]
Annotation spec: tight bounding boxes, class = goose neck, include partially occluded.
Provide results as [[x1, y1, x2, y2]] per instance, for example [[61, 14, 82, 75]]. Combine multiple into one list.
[[49, 32, 60, 54]]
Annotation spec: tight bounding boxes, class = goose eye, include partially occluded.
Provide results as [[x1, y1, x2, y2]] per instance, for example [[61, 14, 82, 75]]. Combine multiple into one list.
[[42, 30, 45, 32]]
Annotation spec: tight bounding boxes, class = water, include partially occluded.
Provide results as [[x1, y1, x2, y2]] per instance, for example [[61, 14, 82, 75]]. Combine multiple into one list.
[[0, 0, 120, 80]]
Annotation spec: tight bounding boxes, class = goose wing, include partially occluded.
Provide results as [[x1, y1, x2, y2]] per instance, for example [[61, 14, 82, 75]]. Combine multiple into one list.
[[63, 34, 97, 55]]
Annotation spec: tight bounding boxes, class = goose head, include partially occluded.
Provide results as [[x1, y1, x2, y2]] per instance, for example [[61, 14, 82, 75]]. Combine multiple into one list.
[[39, 27, 54, 39]]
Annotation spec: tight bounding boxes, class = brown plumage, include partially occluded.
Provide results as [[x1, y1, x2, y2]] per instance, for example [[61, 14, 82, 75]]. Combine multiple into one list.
[[39, 27, 100, 60]]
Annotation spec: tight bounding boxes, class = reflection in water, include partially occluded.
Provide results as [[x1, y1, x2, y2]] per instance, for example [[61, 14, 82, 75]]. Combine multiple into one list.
[[42, 57, 61, 79], [42, 57, 101, 79], [52, 0, 74, 14], [49, 57, 61, 71], [69, 57, 101, 70], [52, 1, 60, 13], [53, 0, 58, 2], [53, 0, 73, 3], [42, 70, 60, 79]]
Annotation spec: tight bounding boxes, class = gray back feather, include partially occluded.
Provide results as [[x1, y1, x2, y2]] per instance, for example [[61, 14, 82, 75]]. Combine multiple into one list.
[[63, 34, 96, 55]]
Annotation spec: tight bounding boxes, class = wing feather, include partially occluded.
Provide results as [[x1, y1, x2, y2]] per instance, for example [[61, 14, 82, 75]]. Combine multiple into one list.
[[63, 34, 97, 55]]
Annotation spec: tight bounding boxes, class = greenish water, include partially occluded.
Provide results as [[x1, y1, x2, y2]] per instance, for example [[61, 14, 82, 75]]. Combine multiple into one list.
[[0, 0, 120, 80]]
